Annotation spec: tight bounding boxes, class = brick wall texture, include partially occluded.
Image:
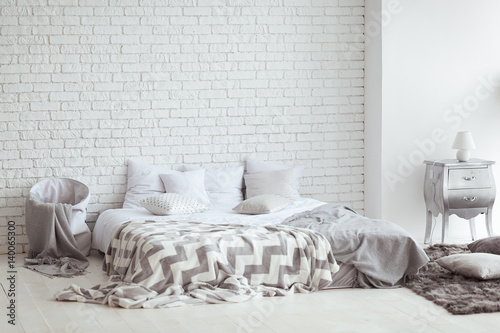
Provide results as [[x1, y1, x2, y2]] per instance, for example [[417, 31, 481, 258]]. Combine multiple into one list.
[[0, 0, 365, 254]]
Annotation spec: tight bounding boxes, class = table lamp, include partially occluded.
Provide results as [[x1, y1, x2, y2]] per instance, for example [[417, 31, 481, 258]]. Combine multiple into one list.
[[452, 131, 476, 162]]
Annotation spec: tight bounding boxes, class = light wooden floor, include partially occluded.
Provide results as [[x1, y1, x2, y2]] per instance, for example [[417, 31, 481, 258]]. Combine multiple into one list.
[[1, 252, 500, 333]]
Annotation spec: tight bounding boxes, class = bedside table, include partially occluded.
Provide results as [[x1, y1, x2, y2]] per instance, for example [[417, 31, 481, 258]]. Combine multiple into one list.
[[423, 159, 496, 244]]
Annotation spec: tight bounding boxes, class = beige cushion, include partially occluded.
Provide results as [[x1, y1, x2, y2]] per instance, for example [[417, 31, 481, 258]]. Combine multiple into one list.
[[233, 194, 293, 215], [140, 193, 208, 216], [436, 253, 500, 280], [468, 236, 500, 255]]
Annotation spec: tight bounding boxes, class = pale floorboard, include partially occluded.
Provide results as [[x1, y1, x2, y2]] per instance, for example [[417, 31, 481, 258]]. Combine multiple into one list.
[[1, 252, 499, 333]]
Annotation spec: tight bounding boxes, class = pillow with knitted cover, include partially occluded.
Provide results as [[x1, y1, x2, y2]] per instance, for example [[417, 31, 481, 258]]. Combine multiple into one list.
[[140, 193, 208, 216]]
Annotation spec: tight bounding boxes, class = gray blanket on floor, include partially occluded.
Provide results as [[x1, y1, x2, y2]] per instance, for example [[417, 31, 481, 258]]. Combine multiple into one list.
[[24, 192, 88, 278], [281, 204, 429, 288]]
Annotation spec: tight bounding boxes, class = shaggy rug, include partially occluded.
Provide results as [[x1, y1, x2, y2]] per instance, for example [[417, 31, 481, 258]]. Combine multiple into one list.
[[405, 244, 500, 315]]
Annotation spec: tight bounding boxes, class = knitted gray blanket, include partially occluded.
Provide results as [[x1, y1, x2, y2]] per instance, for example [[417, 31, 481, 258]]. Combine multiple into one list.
[[281, 204, 429, 288], [24, 192, 88, 278]]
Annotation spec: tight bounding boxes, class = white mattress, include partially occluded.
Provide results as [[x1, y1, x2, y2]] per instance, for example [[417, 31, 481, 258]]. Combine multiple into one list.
[[92, 198, 326, 253]]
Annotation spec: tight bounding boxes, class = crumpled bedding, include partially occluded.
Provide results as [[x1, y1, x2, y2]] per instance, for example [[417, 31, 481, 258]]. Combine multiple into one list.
[[281, 204, 429, 288]]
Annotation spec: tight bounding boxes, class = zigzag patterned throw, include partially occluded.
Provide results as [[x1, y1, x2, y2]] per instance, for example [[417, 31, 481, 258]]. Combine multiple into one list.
[[55, 220, 339, 308]]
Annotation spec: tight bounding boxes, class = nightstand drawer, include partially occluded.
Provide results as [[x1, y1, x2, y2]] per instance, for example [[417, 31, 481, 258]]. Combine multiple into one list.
[[447, 189, 492, 209], [448, 168, 491, 189]]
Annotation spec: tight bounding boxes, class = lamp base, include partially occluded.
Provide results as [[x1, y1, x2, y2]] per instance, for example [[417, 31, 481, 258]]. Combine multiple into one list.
[[456, 149, 471, 162]]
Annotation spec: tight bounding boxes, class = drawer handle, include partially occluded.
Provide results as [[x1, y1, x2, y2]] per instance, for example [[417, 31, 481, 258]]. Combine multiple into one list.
[[462, 196, 477, 202], [462, 176, 477, 181]]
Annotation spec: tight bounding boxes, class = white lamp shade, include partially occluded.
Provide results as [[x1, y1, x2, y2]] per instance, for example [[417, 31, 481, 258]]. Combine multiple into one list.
[[452, 131, 476, 150]]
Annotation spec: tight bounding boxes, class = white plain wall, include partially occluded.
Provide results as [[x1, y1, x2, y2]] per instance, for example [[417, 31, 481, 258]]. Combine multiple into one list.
[[363, 0, 382, 219], [0, 0, 366, 254], [378, 0, 500, 242]]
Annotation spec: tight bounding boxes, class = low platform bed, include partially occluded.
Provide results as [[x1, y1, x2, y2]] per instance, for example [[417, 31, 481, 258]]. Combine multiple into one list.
[[56, 160, 429, 309]]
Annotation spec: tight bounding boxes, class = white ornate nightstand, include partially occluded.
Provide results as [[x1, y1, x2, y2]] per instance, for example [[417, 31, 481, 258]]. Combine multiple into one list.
[[423, 159, 496, 244]]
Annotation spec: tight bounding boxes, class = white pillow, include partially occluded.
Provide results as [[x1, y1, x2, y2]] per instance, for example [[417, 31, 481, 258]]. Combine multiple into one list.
[[160, 169, 210, 206], [123, 160, 176, 209], [246, 158, 304, 199], [140, 193, 208, 215], [183, 165, 244, 206], [244, 168, 296, 200], [436, 253, 500, 280], [233, 194, 293, 215]]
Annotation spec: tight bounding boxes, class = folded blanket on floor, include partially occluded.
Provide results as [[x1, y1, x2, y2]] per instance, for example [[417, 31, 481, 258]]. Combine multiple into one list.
[[55, 220, 339, 308], [24, 192, 88, 278]]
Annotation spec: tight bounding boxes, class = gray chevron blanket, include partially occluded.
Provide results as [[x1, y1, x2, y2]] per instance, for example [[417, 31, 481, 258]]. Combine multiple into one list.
[[55, 220, 339, 308]]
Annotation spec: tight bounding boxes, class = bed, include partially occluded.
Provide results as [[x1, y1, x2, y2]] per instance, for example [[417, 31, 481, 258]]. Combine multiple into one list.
[[55, 159, 429, 309]]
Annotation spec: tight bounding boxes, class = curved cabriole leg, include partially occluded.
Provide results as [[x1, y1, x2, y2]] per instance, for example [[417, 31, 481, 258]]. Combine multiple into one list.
[[468, 217, 476, 241], [441, 211, 449, 244], [486, 210, 494, 237], [424, 210, 433, 244]]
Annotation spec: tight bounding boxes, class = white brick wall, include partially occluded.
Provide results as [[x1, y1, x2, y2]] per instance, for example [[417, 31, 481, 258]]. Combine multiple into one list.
[[0, 0, 365, 254]]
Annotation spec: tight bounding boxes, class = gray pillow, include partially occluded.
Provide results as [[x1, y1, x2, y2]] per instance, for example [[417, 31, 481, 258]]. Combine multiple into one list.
[[436, 253, 500, 280], [467, 236, 500, 255]]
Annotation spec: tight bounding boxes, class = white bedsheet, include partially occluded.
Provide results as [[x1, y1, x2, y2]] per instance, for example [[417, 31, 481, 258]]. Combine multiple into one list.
[[92, 198, 326, 253]]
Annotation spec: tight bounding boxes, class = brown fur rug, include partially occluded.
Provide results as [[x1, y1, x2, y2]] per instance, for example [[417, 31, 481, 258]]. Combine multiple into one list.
[[405, 244, 500, 315]]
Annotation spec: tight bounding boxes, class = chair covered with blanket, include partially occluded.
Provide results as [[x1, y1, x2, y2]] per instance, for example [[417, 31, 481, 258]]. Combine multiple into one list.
[[24, 177, 91, 277]]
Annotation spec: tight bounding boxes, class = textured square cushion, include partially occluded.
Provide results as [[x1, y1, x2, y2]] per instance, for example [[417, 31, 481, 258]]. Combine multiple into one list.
[[159, 169, 210, 206], [123, 160, 176, 209], [467, 236, 500, 255], [140, 193, 208, 216], [233, 194, 293, 215], [436, 253, 500, 280], [246, 158, 304, 199], [244, 168, 296, 200], [182, 165, 244, 206]]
